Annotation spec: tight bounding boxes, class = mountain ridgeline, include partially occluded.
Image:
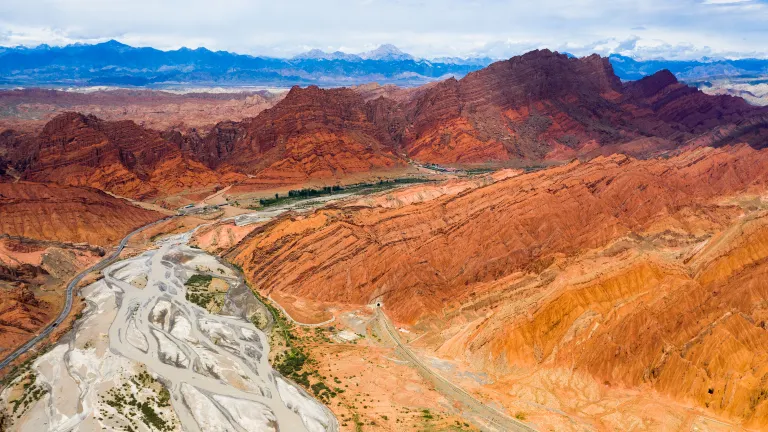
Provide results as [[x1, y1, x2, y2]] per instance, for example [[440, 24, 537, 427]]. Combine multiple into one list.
[[1, 49, 767, 200], [2, 40, 768, 88], [0, 40, 489, 87]]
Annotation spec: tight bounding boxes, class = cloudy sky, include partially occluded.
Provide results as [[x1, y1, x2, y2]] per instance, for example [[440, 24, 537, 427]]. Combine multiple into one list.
[[1, 0, 767, 60]]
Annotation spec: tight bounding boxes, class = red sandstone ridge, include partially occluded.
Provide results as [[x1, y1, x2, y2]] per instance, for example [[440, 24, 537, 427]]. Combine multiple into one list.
[[227, 144, 768, 323], [193, 85, 405, 186], [3, 50, 766, 198], [398, 50, 768, 163], [0, 87, 407, 196], [0, 181, 162, 354], [0, 112, 228, 199], [0, 181, 162, 245], [227, 144, 768, 427]]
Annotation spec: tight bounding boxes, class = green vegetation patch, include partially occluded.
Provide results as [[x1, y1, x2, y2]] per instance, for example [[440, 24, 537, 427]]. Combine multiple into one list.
[[249, 309, 269, 330], [184, 274, 226, 312], [246, 288, 340, 404], [9, 373, 48, 418], [463, 167, 496, 175], [184, 274, 213, 288], [255, 178, 433, 208], [99, 370, 174, 431]]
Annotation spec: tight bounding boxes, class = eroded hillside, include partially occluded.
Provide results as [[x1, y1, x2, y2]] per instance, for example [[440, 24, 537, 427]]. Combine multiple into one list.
[[0, 181, 162, 245], [228, 144, 768, 428]]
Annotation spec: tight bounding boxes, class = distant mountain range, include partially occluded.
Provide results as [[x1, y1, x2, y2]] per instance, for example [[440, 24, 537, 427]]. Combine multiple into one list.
[[0, 40, 767, 88], [293, 44, 420, 62], [609, 54, 768, 82], [0, 40, 490, 87]]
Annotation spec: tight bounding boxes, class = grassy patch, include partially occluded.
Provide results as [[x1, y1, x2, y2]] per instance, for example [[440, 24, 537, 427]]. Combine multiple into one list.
[[99, 370, 174, 431], [184, 274, 225, 313], [463, 168, 496, 175], [184, 274, 212, 288], [249, 309, 269, 330]]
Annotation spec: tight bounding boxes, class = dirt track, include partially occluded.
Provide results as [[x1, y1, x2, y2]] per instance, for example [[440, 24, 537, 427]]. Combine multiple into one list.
[[374, 307, 537, 432]]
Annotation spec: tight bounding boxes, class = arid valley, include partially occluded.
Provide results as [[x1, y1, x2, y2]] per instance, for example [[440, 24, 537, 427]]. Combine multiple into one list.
[[2, 3, 768, 430]]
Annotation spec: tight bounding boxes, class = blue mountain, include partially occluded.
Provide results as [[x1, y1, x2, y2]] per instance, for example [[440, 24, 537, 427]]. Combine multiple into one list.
[[608, 54, 768, 81], [0, 40, 491, 87], [2, 40, 766, 88]]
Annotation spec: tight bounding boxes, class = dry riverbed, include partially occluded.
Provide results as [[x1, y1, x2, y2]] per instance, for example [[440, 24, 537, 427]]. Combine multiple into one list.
[[0, 226, 337, 432]]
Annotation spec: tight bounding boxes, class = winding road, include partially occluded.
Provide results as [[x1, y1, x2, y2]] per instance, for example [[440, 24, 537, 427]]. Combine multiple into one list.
[[0, 217, 171, 371], [374, 306, 537, 432]]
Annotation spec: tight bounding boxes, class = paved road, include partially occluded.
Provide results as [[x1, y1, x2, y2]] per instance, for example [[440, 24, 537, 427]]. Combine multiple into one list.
[[374, 307, 537, 432], [0, 217, 171, 372]]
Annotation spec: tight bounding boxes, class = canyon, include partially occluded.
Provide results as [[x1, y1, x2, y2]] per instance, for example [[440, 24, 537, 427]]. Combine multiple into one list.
[[1, 49, 768, 431]]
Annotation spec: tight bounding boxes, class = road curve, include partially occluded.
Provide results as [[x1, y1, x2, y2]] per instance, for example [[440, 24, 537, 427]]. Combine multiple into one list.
[[0, 217, 172, 372], [374, 307, 537, 432], [267, 294, 336, 328]]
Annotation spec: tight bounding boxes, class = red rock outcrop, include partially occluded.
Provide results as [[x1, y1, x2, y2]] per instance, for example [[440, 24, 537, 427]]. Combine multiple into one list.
[[0, 235, 105, 359], [399, 50, 768, 163], [1, 87, 408, 196], [0, 285, 52, 349], [227, 144, 768, 427], [0, 181, 163, 245], [228, 145, 768, 320], [197, 86, 405, 185], [3, 50, 767, 198], [1, 112, 228, 199]]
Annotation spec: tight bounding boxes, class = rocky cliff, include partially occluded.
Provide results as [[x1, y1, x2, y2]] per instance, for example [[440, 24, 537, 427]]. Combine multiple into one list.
[[3, 50, 766, 199], [0, 87, 408, 196], [0, 183, 156, 358], [0, 112, 227, 199]]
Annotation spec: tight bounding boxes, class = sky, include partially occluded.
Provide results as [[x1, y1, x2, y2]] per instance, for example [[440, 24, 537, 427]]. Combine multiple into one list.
[[0, 0, 767, 60]]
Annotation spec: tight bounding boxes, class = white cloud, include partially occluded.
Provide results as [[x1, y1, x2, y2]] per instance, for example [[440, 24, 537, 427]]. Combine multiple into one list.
[[0, 0, 766, 60]]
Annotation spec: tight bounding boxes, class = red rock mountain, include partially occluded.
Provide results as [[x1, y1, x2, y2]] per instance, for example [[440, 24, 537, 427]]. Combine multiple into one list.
[[0, 181, 162, 245], [0, 113, 225, 199], [191, 54, 766, 174], [398, 50, 768, 163], [189, 85, 405, 186], [228, 144, 768, 322], [227, 144, 768, 427], [0, 88, 407, 196], [2, 50, 766, 198]]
